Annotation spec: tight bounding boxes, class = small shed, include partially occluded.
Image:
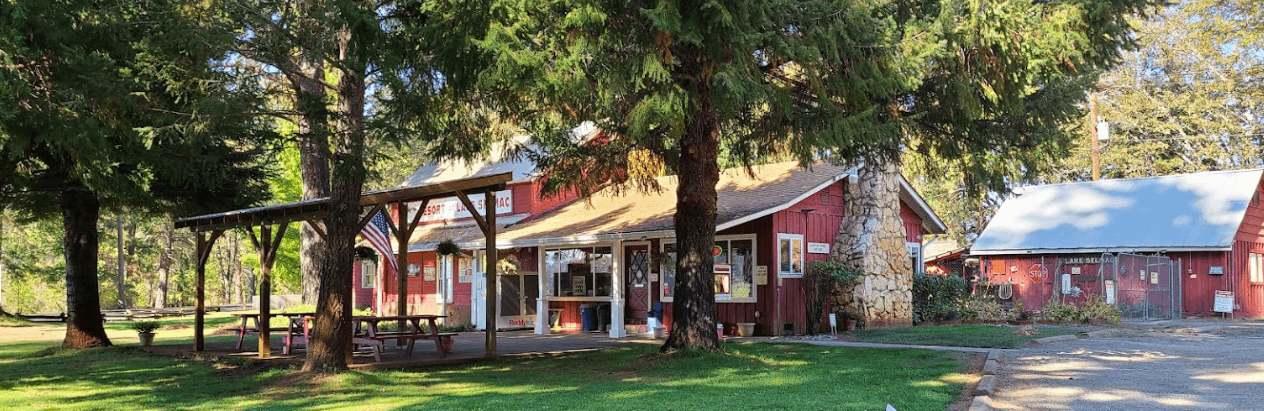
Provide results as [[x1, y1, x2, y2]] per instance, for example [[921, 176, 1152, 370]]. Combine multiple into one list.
[[971, 168, 1264, 318]]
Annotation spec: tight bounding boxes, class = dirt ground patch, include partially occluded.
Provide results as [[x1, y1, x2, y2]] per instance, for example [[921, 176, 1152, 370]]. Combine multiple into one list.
[[948, 352, 986, 411]]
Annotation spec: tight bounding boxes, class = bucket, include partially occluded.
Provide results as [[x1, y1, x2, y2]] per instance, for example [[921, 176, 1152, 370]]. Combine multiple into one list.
[[737, 322, 755, 337], [717, 323, 725, 339], [653, 327, 666, 339]]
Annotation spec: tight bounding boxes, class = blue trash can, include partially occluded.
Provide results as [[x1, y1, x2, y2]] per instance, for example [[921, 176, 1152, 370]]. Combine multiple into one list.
[[580, 304, 597, 332]]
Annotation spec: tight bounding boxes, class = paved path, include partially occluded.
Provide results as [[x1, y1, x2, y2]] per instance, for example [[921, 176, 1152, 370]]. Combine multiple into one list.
[[991, 320, 1264, 410]]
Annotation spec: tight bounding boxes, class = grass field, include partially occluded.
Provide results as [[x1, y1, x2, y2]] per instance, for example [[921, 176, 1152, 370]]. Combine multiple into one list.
[[854, 324, 1085, 348], [0, 314, 976, 411]]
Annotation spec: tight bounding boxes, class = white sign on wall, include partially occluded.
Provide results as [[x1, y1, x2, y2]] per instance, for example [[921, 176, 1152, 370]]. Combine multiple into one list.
[[407, 190, 513, 222], [1214, 291, 1235, 313], [807, 242, 830, 254]]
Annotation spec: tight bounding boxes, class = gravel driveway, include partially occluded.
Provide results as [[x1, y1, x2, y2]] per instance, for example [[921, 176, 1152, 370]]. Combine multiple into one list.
[[991, 320, 1264, 410]]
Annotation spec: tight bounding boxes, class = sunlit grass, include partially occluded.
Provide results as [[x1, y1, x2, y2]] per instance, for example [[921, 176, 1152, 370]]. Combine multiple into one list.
[[1, 316, 971, 411], [855, 324, 1085, 348]]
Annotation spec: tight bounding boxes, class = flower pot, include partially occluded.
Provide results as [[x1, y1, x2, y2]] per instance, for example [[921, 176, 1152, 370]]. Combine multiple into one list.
[[737, 322, 756, 337], [138, 332, 155, 347], [843, 320, 857, 331]]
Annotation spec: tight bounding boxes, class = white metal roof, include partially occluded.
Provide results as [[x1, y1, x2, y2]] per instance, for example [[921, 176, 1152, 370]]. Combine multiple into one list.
[[971, 168, 1264, 255]]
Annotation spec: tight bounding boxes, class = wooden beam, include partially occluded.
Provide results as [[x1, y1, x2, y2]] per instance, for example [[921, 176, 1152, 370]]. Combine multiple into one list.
[[304, 219, 326, 239], [265, 222, 289, 267], [406, 199, 429, 233], [358, 203, 386, 231], [194, 230, 223, 352], [454, 190, 491, 234], [484, 189, 498, 357]]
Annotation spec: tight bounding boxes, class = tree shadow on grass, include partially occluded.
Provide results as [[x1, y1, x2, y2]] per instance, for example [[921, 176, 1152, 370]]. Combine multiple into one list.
[[0, 341, 970, 411]]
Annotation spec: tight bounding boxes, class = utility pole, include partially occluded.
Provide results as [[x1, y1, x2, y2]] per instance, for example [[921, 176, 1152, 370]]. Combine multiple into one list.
[[1089, 90, 1101, 181]]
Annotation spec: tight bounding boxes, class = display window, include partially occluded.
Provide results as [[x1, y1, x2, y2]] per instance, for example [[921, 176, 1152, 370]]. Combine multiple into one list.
[[545, 246, 614, 298], [660, 235, 756, 303]]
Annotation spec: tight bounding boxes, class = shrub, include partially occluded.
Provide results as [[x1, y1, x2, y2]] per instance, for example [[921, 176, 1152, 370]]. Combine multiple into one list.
[[912, 273, 969, 323], [802, 261, 861, 334], [1040, 299, 1082, 321], [1081, 295, 1122, 324], [959, 295, 1008, 322], [1040, 296, 1121, 324], [130, 321, 161, 334]]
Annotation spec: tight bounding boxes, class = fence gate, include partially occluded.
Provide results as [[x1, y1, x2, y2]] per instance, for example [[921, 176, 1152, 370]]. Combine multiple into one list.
[[1100, 253, 1180, 320]]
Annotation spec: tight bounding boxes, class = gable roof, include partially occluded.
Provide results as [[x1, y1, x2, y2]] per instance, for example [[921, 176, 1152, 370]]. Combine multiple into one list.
[[443, 161, 945, 249], [971, 168, 1264, 255], [399, 137, 538, 186]]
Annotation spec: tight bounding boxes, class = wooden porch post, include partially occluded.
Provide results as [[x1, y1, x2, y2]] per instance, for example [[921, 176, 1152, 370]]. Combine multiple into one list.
[[194, 230, 224, 352], [246, 223, 288, 358], [455, 190, 498, 357], [392, 200, 426, 331], [484, 190, 497, 356]]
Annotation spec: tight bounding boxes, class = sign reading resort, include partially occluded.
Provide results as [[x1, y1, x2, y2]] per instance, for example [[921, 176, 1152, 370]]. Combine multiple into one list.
[[407, 190, 513, 222]]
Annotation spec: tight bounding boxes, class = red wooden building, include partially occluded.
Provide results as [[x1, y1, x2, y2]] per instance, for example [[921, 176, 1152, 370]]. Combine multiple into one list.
[[353, 151, 947, 337], [971, 169, 1264, 318]]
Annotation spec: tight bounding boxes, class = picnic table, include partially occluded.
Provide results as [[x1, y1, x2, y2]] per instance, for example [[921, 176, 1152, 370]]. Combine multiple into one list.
[[231, 312, 315, 351], [352, 315, 454, 362]]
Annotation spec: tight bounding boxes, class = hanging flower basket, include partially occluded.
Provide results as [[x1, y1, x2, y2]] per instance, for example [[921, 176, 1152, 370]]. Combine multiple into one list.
[[436, 239, 461, 256]]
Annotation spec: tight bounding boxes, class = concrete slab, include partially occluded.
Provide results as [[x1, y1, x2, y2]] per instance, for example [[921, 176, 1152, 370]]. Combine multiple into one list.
[[975, 375, 997, 396], [969, 395, 994, 411]]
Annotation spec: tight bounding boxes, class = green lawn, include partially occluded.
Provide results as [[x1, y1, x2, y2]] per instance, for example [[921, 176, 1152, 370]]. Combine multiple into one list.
[[1, 316, 974, 411], [854, 324, 1085, 348]]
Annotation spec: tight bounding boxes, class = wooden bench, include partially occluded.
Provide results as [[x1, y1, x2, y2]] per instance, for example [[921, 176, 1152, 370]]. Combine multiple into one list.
[[355, 333, 457, 362]]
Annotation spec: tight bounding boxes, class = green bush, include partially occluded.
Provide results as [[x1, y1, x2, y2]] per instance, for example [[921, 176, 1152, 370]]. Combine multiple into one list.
[[913, 273, 969, 323], [803, 261, 862, 334], [959, 295, 1008, 322], [1040, 295, 1120, 324], [130, 321, 161, 334]]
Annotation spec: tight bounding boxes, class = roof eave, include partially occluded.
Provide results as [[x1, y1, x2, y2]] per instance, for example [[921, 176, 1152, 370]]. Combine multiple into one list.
[[969, 245, 1233, 256]]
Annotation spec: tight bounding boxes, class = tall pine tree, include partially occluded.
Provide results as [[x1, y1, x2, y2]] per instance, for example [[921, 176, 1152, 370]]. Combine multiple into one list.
[[0, 0, 276, 348], [482, 0, 1155, 350]]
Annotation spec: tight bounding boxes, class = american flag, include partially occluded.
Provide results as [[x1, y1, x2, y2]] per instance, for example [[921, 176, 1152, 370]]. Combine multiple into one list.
[[360, 211, 397, 273]]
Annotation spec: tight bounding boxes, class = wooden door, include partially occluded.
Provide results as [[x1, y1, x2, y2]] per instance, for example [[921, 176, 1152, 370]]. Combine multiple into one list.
[[625, 245, 650, 325]]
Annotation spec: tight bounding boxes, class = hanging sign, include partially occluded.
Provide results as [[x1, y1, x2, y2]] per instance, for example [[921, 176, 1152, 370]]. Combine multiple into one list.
[[408, 263, 421, 278], [1104, 280, 1116, 304], [756, 266, 769, 285], [807, 242, 830, 254], [1061, 274, 1072, 295], [1214, 290, 1235, 313], [712, 245, 724, 257], [1209, 266, 1224, 275]]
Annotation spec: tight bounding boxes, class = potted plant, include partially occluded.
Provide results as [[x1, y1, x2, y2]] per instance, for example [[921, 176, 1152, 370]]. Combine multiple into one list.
[[131, 320, 161, 347], [839, 310, 861, 331]]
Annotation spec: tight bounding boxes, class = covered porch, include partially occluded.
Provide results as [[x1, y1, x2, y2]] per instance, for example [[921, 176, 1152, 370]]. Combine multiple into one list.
[[173, 173, 512, 360]]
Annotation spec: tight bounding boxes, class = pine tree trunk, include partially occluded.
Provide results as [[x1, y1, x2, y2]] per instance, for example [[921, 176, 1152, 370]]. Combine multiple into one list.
[[662, 45, 722, 353], [304, 29, 365, 371], [155, 222, 173, 309], [116, 214, 126, 309], [61, 185, 111, 348], [296, 56, 330, 306]]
